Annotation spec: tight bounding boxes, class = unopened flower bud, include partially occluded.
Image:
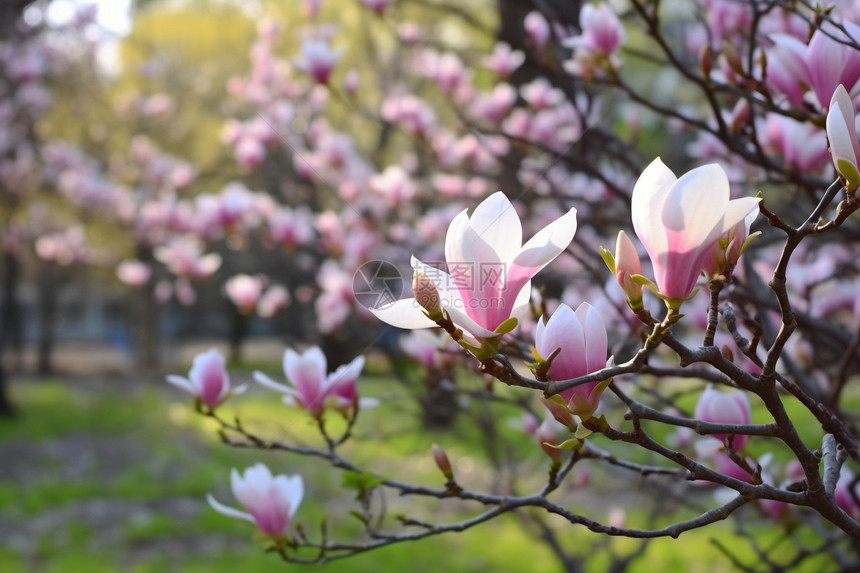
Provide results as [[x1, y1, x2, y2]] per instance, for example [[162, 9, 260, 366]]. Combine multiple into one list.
[[614, 230, 642, 309], [699, 44, 713, 79], [826, 84, 860, 193], [608, 507, 626, 528], [413, 272, 441, 314], [432, 443, 454, 480], [694, 385, 752, 450]]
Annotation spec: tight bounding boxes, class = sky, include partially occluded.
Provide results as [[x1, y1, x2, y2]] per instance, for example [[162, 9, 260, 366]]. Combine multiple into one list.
[[43, 0, 132, 36]]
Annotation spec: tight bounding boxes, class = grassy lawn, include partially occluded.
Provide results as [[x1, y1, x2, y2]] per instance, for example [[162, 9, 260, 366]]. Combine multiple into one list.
[[0, 365, 847, 572]]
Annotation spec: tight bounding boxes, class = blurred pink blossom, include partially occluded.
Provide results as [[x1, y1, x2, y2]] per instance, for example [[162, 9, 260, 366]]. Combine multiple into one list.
[[207, 464, 303, 538]]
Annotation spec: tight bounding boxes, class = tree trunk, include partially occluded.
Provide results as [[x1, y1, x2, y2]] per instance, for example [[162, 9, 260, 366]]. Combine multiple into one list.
[[0, 250, 21, 416], [128, 245, 161, 371], [36, 263, 58, 375]]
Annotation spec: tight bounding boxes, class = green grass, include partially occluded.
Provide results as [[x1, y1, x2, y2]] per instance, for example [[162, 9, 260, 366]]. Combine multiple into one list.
[[0, 373, 853, 573]]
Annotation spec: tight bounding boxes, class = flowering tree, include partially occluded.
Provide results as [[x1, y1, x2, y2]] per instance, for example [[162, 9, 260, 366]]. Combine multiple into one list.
[[5, 0, 860, 570], [158, 0, 860, 570]]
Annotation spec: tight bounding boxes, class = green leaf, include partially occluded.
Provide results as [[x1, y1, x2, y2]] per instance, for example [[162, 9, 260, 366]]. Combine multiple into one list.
[[341, 471, 385, 501], [598, 245, 616, 274], [837, 158, 860, 191], [574, 424, 593, 440], [494, 316, 519, 335], [543, 438, 583, 451]]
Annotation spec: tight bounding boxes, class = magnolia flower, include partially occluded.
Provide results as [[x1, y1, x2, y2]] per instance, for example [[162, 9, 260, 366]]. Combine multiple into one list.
[[207, 464, 303, 538], [805, 21, 860, 109], [703, 206, 760, 280], [694, 385, 752, 450], [224, 274, 266, 314], [116, 259, 152, 288], [826, 84, 860, 192], [835, 466, 860, 519], [166, 349, 246, 408], [536, 413, 570, 463], [631, 158, 760, 305], [294, 39, 343, 84], [483, 42, 525, 77], [564, 3, 625, 55], [257, 284, 291, 318], [603, 230, 642, 308], [524, 10, 550, 49], [370, 191, 577, 340], [360, 0, 392, 14], [535, 303, 608, 418], [254, 346, 367, 417]]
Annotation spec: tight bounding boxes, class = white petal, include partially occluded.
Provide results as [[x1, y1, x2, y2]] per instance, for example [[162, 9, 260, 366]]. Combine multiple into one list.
[[661, 164, 728, 238], [465, 191, 523, 263], [207, 493, 255, 524], [575, 302, 607, 374], [510, 280, 532, 322], [721, 197, 762, 234], [443, 304, 500, 339], [278, 474, 304, 519], [329, 355, 365, 385], [512, 207, 577, 268], [253, 371, 295, 394], [444, 209, 471, 266], [369, 298, 438, 329], [165, 375, 195, 394], [301, 347, 328, 376], [631, 158, 676, 256]]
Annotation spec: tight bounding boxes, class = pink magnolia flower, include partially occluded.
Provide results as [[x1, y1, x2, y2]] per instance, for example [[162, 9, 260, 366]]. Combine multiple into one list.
[[631, 158, 760, 304], [695, 437, 755, 483], [254, 346, 367, 417], [565, 3, 626, 56], [371, 191, 577, 340], [694, 385, 752, 450], [483, 42, 525, 78], [234, 136, 266, 170], [525, 11, 551, 49], [166, 348, 246, 408], [536, 413, 569, 463], [116, 259, 152, 288], [224, 274, 266, 314], [399, 329, 458, 368], [257, 284, 291, 318], [294, 39, 343, 84], [154, 238, 221, 280], [805, 21, 860, 109], [611, 230, 642, 306], [826, 84, 860, 191], [835, 466, 860, 519], [767, 22, 860, 109], [764, 113, 830, 172], [765, 34, 808, 107], [207, 464, 303, 538], [535, 302, 608, 418], [369, 165, 417, 207], [703, 205, 759, 280], [359, 0, 392, 14]]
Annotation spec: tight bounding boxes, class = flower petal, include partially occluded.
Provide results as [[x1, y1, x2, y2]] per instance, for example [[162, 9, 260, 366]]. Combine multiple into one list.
[[631, 157, 676, 257], [369, 298, 439, 329], [253, 371, 296, 395], [661, 163, 729, 248], [165, 375, 195, 394], [207, 493, 255, 524], [464, 191, 523, 264]]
